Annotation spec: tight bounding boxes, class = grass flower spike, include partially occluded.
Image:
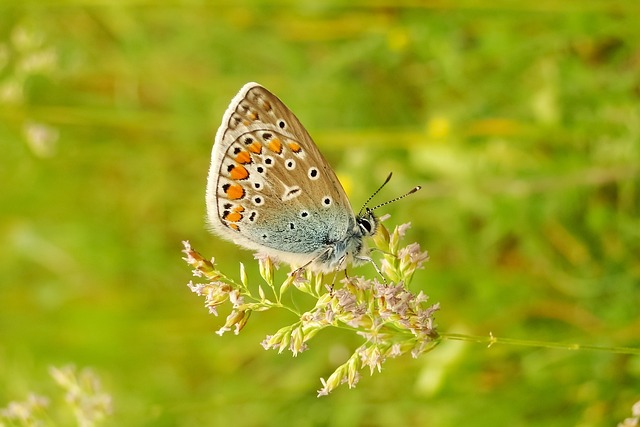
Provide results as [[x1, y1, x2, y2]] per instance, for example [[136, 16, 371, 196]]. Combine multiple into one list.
[[183, 222, 440, 395], [0, 365, 112, 427]]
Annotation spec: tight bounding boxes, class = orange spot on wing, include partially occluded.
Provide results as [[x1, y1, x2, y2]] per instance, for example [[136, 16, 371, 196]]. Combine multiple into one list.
[[230, 164, 249, 180], [234, 205, 245, 213], [235, 150, 251, 164], [225, 212, 243, 222], [225, 184, 245, 200], [267, 138, 283, 154], [248, 142, 262, 154], [288, 142, 302, 153], [228, 223, 240, 231]]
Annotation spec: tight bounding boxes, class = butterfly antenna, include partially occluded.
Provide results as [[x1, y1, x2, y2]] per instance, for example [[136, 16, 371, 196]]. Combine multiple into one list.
[[358, 172, 393, 215], [369, 185, 421, 212]]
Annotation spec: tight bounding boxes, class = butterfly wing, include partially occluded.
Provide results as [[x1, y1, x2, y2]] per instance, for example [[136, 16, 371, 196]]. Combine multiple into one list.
[[206, 83, 356, 267]]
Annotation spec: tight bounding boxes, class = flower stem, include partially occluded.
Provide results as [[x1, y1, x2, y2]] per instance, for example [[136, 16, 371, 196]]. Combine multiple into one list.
[[441, 332, 640, 355]]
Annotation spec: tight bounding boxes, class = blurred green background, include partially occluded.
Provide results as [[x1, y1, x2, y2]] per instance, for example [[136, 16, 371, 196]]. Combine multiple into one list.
[[1, 1, 639, 426]]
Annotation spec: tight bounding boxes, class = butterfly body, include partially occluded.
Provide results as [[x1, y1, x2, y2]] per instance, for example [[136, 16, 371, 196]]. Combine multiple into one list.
[[206, 83, 377, 273]]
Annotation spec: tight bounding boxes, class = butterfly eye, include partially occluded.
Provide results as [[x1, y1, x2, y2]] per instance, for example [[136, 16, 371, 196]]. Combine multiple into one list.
[[308, 167, 319, 180], [253, 182, 262, 190], [285, 159, 296, 170], [263, 156, 274, 167], [256, 166, 265, 174], [322, 196, 332, 207], [248, 211, 258, 222], [359, 219, 372, 234], [278, 120, 286, 129], [357, 211, 377, 236], [252, 196, 265, 206], [299, 210, 309, 218]]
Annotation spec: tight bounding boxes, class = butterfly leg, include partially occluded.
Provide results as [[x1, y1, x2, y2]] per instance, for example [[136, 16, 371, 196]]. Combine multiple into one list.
[[328, 272, 340, 295], [288, 247, 333, 277], [354, 254, 386, 283]]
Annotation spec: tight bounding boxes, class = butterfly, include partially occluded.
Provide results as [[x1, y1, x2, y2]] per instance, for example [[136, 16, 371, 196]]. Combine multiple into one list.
[[206, 82, 392, 273]]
